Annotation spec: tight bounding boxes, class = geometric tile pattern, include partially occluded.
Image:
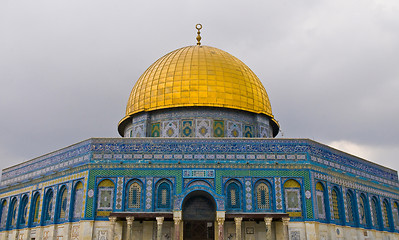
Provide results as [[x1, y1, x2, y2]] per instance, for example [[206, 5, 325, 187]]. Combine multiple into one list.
[[226, 121, 242, 138], [146, 178, 153, 210], [181, 120, 194, 137], [196, 119, 211, 138], [115, 177, 124, 210], [244, 178, 252, 210], [162, 120, 179, 138], [213, 120, 224, 137], [275, 177, 283, 210]]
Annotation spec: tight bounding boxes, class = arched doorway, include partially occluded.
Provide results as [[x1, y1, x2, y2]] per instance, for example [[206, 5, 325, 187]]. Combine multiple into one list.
[[182, 191, 216, 240]]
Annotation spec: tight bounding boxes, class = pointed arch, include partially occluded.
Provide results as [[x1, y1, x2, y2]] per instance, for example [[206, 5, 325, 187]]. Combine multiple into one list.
[[226, 180, 241, 210], [346, 190, 356, 225], [0, 200, 7, 229], [18, 195, 29, 227], [255, 180, 272, 210], [371, 196, 382, 230], [125, 179, 143, 210], [57, 185, 68, 222], [29, 192, 40, 226], [331, 187, 343, 224], [43, 189, 54, 223], [7, 197, 17, 229], [283, 179, 302, 217], [97, 179, 115, 211], [156, 179, 172, 210], [72, 181, 84, 220], [393, 201, 399, 231], [382, 199, 392, 230], [315, 182, 328, 220], [358, 193, 369, 227]]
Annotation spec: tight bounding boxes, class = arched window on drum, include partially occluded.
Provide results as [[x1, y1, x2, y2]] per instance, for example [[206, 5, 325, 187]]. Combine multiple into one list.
[[18, 195, 29, 227], [283, 179, 302, 217], [126, 180, 143, 210], [331, 187, 343, 224], [156, 181, 172, 210], [226, 181, 241, 210], [255, 181, 271, 211]]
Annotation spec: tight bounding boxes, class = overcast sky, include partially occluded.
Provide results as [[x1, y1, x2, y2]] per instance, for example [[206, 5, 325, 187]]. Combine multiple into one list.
[[1, 0, 398, 174]]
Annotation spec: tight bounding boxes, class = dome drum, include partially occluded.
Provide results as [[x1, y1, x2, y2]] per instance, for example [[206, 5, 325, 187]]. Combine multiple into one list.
[[120, 107, 275, 138]]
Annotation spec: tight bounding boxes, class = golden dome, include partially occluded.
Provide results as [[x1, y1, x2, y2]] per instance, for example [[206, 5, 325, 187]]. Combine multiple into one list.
[[119, 45, 278, 133]]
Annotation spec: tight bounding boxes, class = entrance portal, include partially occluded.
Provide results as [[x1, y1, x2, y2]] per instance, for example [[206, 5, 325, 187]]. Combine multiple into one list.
[[182, 191, 216, 240]]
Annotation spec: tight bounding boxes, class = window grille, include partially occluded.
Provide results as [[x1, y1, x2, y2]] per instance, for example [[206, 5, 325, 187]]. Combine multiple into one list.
[[332, 189, 341, 222], [346, 192, 354, 224], [157, 182, 171, 209], [59, 188, 67, 220], [371, 198, 378, 228], [227, 182, 240, 209], [383, 201, 390, 229], [128, 182, 141, 209], [256, 183, 269, 209], [73, 182, 84, 219]]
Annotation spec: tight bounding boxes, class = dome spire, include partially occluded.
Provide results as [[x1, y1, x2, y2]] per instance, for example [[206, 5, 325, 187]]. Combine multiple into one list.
[[196, 24, 202, 45]]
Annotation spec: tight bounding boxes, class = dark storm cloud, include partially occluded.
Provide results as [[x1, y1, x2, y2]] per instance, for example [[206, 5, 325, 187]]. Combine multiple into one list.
[[1, 0, 398, 171]]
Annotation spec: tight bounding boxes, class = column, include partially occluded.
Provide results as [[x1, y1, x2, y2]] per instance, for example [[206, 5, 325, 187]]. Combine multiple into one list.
[[216, 215, 225, 240], [156, 217, 164, 240], [173, 213, 182, 240], [126, 216, 134, 240], [109, 216, 117, 240], [282, 217, 290, 240], [234, 217, 242, 240], [264, 217, 273, 240]]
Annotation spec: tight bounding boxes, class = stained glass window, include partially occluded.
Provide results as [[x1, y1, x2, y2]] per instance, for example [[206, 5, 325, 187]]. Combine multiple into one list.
[[284, 180, 302, 217], [346, 191, 355, 224], [227, 182, 240, 209], [316, 183, 326, 219], [73, 182, 84, 219], [98, 180, 114, 210], [128, 182, 141, 209], [19, 196, 29, 226], [256, 182, 270, 210], [332, 188, 341, 223], [157, 182, 171, 209]]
